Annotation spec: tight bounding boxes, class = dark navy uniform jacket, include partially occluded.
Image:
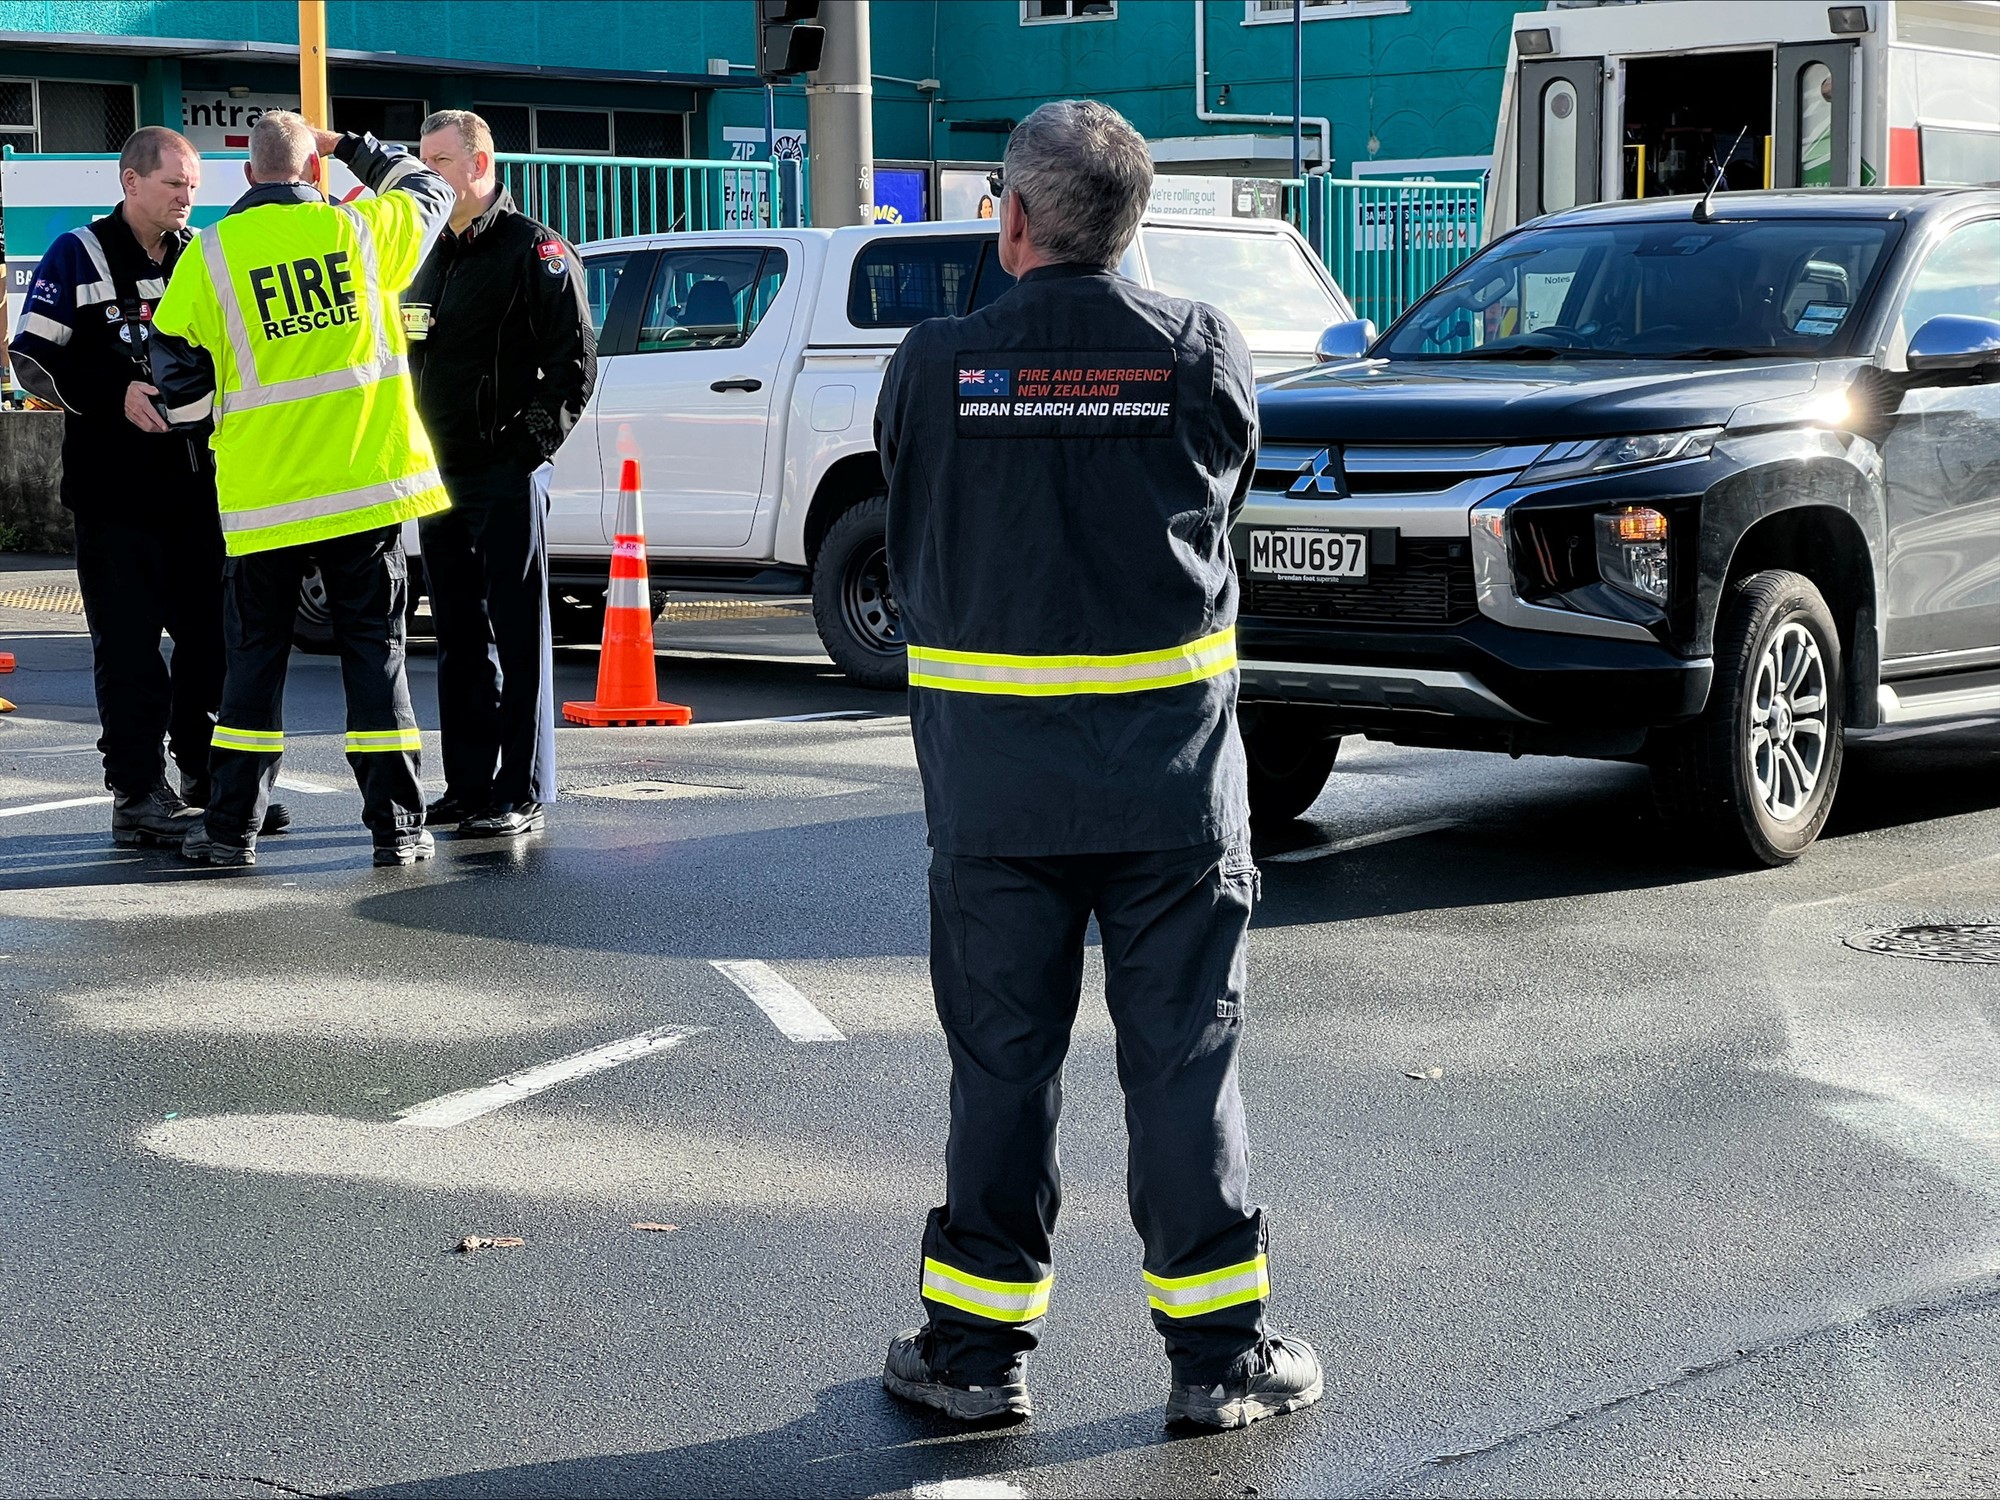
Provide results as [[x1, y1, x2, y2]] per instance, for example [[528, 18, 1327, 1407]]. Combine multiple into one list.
[[876, 261, 1257, 857]]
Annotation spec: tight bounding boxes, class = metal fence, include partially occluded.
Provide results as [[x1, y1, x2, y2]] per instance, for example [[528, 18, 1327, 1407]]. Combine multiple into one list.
[[497, 153, 807, 243], [1286, 176, 1486, 330]]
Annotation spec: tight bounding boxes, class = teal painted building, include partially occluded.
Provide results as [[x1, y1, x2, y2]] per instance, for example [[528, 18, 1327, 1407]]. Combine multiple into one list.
[[0, 0, 1530, 193]]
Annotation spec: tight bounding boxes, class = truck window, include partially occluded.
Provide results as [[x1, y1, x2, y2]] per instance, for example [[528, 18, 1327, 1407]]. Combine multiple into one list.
[[848, 236, 1009, 326], [1138, 228, 1341, 339], [636, 247, 789, 353], [1894, 218, 2000, 361]]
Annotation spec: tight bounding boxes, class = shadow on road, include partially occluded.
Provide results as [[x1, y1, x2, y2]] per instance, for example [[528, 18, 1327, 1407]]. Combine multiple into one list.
[[347, 1377, 1235, 1499]]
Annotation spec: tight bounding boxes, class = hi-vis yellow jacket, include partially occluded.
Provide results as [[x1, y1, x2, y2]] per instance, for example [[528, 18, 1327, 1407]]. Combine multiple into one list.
[[152, 139, 451, 556]]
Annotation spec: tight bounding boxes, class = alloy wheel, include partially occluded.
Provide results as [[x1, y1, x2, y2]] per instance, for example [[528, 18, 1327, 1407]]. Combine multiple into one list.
[[1748, 620, 1829, 822]]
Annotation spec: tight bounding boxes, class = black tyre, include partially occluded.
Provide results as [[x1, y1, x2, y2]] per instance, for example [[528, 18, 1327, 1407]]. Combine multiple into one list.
[[1242, 707, 1341, 826], [293, 567, 336, 653], [811, 495, 906, 691], [1649, 569, 1844, 867]]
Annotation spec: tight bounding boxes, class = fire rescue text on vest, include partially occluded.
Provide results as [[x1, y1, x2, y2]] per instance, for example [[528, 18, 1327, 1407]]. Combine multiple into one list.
[[250, 251, 357, 340]]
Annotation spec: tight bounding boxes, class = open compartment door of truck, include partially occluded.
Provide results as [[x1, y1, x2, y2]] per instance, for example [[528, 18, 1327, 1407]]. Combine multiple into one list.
[[1774, 41, 1859, 187], [1516, 57, 1604, 224]]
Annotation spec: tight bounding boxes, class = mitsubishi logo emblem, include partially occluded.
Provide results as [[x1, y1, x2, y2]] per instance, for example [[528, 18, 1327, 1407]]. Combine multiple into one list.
[[1288, 448, 1346, 497]]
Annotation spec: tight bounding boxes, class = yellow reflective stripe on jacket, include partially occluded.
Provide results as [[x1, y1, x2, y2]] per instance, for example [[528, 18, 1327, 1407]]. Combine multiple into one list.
[[907, 627, 1236, 697], [212, 725, 284, 753], [1143, 1254, 1269, 1319], [345, 727, 421, 754], [920, 1258, 1053, 1323]]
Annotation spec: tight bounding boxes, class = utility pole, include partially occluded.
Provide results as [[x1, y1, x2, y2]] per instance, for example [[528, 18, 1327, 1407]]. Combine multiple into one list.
[[808, 0, 873, 227], [299, 0, 328, 185], [1291, 0, 1304, 181]]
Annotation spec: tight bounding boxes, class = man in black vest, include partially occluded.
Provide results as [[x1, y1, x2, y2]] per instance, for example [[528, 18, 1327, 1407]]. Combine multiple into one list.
[[404, 109, 595, 840], [9, 126, 285, 846], [875, 100, 1322, 1429]]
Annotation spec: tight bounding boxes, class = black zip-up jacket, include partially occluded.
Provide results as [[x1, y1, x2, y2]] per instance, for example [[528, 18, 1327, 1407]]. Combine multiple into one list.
[[876, 262, 1257, 857], [8, 201, 214, 523], [403, 189, 595, 476]]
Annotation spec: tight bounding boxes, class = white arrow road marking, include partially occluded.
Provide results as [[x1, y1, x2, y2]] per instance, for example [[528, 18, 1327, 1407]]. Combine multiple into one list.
[[1264, 817, 1459, 864], [395, 1025, 703, 1129], [0, 794, 113, 818], [908, 1482, 1027, 1499], [713, 959, 847, 1042]]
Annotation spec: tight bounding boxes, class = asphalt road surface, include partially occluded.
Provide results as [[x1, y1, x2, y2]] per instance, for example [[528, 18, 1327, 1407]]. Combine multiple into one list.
[[4, 558, 1999, 1499]]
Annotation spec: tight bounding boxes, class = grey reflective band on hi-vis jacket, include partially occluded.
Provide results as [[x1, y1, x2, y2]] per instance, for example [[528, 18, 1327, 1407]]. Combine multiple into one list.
[[906, 627, 1237, 697]]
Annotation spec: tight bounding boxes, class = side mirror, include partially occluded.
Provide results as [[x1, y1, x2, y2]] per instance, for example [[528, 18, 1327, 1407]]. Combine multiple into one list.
[[1314, 318, 1378, 363], [1907, 314, 2000, 375]]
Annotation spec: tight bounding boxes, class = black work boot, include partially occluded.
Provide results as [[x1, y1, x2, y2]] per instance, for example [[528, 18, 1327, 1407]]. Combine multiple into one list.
[[881, 1328, 1031, 1423], [111, 787, 204, 847], [1166, 1333, 1323, 1430], [425, 792, 482, 828], [180, 826, 257, 867], [373, 828, 437, 867], [183, 778, 290, 836]]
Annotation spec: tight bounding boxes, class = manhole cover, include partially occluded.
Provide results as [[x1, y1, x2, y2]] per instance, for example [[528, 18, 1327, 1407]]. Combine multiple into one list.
[[573, 780, 743, 801], [1844, 924, 2000, 965]]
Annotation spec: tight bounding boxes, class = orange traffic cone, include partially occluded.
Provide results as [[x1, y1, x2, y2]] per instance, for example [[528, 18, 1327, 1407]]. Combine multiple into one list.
[[562, 460, 692, 728]]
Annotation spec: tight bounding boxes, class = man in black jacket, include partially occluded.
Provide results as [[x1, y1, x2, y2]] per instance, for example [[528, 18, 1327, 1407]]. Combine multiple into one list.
[[874, 101, 1322, 1430], [405, 109, 596, 839], [9, 126, 285, 847]]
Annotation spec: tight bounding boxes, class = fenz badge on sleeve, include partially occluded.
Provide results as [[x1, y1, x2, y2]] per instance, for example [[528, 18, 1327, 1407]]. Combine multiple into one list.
[[954, 352, 1176, 437]]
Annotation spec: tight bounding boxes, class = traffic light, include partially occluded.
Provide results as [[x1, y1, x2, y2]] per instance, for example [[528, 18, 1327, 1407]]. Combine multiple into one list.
[[759, 0, 825, 79]]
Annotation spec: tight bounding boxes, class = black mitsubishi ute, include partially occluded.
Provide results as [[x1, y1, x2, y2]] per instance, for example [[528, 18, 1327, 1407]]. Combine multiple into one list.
[[1237, 188, 2000, 865]]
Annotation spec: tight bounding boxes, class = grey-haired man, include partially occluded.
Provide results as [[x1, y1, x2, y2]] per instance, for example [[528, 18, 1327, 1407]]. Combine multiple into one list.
[[875, 100, 1322, 1429]]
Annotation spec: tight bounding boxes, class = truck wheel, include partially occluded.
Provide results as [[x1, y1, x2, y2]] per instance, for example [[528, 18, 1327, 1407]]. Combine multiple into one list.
[[1242, 708, 1341, 826], [293, 567, 336, 654], [1649, 569, 1844, 867], [547, 585, 667, 647], [812, 495, 906, 691]]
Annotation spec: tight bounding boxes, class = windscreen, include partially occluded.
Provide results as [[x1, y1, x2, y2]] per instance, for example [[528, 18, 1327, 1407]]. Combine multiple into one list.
[[1382, 217, 1900, 360], [1140, 227, 1343, 340]]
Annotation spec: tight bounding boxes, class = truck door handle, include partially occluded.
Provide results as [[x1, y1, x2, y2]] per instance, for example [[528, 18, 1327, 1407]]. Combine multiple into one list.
[[711, 377, 763, 393]]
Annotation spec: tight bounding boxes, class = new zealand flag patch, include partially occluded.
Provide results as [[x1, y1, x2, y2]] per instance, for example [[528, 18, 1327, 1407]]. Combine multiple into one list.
[[957, 367, 1012, 398]]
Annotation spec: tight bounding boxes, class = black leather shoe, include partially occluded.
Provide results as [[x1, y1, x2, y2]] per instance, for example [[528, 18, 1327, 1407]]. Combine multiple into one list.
[[425, 793, 483, 828], [373, 829, 436, 866], [458, 802, 545, 838], [1166, 1333, 1323, 1430], [881, 1328, 1031, 1423], [261, 802, 293, 836], [112, 787, 203, 847]]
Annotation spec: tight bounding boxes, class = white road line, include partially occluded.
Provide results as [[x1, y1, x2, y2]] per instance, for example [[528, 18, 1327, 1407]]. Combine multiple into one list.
[[713, 959, 847, 1042], [908, 1482, 1026, 1499], [4, 743, 99, 757], [274, 774, 340, 794], [1861, 717, 1999, 744], [394, 1025, 702, 1129], [1264, 817, 1460, 864], [0, 794, 113, 819], [770, 710, 884, 722]]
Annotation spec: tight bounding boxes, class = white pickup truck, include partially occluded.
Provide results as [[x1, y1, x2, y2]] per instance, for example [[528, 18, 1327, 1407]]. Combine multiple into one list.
[[355, 215, 1349, 687]]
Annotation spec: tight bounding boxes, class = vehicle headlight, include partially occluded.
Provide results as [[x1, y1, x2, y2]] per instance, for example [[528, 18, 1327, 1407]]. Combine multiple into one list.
[[1523, 428, 1720, 482], [1595, 505, 1672, 603]]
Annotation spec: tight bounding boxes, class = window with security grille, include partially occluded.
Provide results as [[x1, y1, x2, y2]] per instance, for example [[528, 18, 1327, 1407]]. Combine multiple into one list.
[[0, 77, 137, 152], [1244, 0, 1410, 21], [479, 104, 531, 154], [1021, 0, 1115, 22], [613, 110, 686, 159], [534, 108, 611, 154]]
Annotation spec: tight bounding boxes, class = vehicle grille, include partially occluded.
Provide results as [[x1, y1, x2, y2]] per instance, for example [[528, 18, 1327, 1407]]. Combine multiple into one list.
[[1238, 540, 1477, 626], [1252, 442, 1532, 497]]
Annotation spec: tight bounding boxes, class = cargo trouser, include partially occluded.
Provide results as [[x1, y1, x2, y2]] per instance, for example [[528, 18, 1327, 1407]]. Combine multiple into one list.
[[918, 832, 1268, 1387], [419, 460, 557, 809], [203, 525, 424, 844], [72, 508, 225, 799]]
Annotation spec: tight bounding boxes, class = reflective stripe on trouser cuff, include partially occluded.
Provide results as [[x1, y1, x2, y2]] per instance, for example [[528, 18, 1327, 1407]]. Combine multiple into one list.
[[907, 627, 1236, 697], [212, 726, 284, 753], [1144, 1255, 1268, 1319], [607, 576, 650, 611], [346, 728, 421, 754], [220, 469, 445, 536], [921, 1258, 1053, 1323]]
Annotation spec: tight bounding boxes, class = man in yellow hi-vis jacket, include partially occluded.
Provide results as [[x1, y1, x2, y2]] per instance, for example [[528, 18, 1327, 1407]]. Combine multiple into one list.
[[151, 112, 453, 867]]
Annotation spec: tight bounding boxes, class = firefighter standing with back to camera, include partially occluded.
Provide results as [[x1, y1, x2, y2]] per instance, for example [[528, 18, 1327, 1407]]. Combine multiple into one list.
[[149, 111, 455, 867], [875, 99, 1322, 1429], [404, 109, 595, 840]]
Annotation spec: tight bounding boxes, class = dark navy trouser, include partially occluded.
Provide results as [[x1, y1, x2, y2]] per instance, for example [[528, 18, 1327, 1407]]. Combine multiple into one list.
[[919, 831, 1269, 1386], [418, 461, 556, 809], [73, 508, 225, 799], [205, 525, 423, 843]]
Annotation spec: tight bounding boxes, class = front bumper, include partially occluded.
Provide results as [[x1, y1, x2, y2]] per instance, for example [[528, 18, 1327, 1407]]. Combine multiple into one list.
[[1238, 615, 1712, 733]]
